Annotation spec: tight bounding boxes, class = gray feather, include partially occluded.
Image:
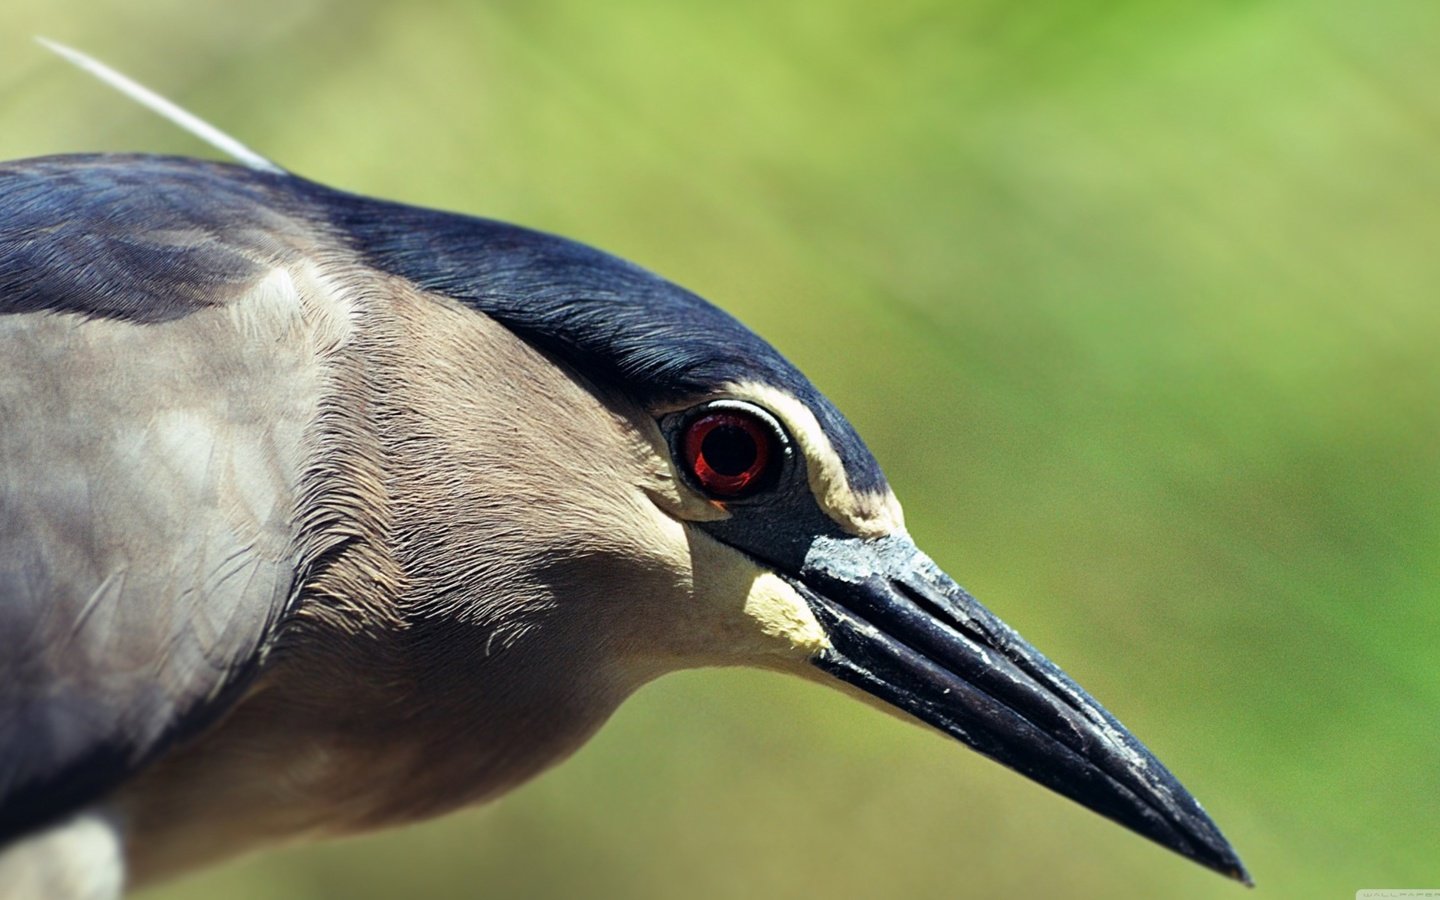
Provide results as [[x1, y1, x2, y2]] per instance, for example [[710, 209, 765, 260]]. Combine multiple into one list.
[[0, 218, 329, 841]]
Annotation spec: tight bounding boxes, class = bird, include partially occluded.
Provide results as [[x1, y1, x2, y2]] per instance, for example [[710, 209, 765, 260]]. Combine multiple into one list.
[[0, 45, 1249, 899]]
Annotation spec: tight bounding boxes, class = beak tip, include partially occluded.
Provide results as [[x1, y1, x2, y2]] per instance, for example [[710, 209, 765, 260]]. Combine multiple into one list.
[[1220, 850, 1254, 887], [1225, 861, 1255, 888], [1184, 823, 1251, 886]]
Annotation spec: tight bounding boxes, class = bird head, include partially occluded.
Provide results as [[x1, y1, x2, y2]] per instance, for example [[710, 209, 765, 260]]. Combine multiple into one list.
[[312, 182, 1250, 884]]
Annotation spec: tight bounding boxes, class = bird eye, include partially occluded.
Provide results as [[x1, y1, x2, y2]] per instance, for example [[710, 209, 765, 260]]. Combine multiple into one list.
[[680, 407, 779, 499]]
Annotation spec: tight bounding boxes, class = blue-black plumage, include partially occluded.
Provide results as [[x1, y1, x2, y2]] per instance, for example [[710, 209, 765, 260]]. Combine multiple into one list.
[[0, 154, 888, 496]]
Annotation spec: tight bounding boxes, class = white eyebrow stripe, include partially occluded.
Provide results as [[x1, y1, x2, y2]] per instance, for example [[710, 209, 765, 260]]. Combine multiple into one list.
[[726, 381, 905, 537], [35, 37, 284, 175]]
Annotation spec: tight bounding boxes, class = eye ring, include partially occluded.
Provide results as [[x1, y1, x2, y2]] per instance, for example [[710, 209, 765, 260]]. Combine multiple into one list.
[[679, 405, 781, 499]]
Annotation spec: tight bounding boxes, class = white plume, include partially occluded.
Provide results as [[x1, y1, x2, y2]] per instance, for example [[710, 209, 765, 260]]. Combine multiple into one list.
[[35, 37, 284, 174]]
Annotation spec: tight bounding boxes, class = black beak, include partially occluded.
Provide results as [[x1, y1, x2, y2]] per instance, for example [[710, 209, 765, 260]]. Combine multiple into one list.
[[791, 533, 1250, 884]]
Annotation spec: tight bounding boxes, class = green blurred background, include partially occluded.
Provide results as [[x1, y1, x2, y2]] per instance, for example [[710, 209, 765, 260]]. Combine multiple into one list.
[[3, 1, 1436, 897]]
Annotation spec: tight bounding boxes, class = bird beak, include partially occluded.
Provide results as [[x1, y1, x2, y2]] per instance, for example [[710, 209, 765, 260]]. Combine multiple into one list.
[[789, 533, 1251, 884]]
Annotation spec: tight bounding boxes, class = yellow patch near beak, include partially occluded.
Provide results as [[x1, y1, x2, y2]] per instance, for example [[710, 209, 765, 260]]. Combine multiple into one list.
[[667, 529, 830, 668], [742, 571, 830, 656]]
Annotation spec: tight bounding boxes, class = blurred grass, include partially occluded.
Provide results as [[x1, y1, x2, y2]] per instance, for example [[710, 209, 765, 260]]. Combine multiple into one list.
[[3, 1, 1438, 897]]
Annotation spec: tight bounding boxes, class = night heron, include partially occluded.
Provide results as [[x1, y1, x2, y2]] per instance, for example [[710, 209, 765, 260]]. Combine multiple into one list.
[[0, 46, 1249, 899]]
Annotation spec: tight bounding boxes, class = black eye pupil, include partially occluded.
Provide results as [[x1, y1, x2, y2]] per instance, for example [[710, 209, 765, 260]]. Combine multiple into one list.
[[701, 425, 758, 476]]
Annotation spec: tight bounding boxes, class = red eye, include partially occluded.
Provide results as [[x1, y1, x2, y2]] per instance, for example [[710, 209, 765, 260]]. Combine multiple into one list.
[[681, 410, 776, 499]]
